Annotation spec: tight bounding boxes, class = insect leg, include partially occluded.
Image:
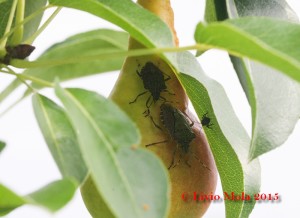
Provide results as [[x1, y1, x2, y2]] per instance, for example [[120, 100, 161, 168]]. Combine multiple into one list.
[[149, 114, 163, 130], [182, 111, 196, 127], [135, 60, 142, 76], [146, 95, 154, 109], [159, 96, 179, 105], [136, 70, 142, 77], [172, 153, 183, 169], [190, 151, 211, 171], [207, 123, 214, 129], [129, 91, 148, 104], [159, 96, 167, 104], [143, 95, 153, 117], [163, 72, 171, 81], [168, 145, 179, 169], [143, 109, 150, 117], [202, 112, 209, 119], [163, 89, 175, 96], [145, 140, 168, 147], [185, 160, 192, 168]]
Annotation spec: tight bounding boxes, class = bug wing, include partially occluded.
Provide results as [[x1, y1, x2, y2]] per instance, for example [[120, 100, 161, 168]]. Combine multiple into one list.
[[173, 109, 196, 152], [141, 63, 167, 101], [161, 104, 176, 135]]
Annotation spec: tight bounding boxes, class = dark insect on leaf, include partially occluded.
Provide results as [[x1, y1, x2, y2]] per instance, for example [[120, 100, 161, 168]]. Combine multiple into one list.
[[201, 112, 213, 129], [1, 44, 35, 64], [129, 61, 174, 114], [146, 103, 210, 171]]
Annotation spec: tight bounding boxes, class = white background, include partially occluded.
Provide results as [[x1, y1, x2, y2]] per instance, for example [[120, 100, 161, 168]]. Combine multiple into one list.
[[0, 1, 300, 217]]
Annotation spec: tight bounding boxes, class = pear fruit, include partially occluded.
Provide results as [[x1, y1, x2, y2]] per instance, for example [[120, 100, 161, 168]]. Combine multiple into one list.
[[81, 1, 217, 217]]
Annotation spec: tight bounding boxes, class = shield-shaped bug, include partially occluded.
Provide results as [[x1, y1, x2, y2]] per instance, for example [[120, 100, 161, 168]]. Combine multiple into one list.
[[146, 103, 210, 171], [129, 62, 174, 114], [201, 112, 213, 129]]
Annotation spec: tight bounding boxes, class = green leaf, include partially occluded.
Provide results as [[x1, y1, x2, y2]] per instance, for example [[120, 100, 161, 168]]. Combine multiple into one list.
[[0, 140, 5, 153], [22, 0, 47, 42], [175, 51, 260, 218], [49, 0, 174, 50], [205, 0, 298, 23], [26, 29, 128, 85], [229, 0, 300, 162], [206, 0, 300, 161], [45, 2, 260, 217], [204, 0, 228, 23], [32, 94, 88, 183], [0, 184, 25, 216], [0, 29, 128, 106], [227, 0, 298, 21], [0, 0, 47, 43], [0, 79, 20, 104], [0, 178, 77, 216], [195, 17, 300, 83], [0, 0, 14, 39], [26, 179, 77, 212], [55, 85, 170, 218], [116, 148, 170, 218]]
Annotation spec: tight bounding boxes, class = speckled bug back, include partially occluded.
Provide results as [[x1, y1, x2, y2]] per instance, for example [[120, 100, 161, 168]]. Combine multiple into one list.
[[140, 62, 167, 101], [160, 103, 195, 153], [129, 62, 173, 114]]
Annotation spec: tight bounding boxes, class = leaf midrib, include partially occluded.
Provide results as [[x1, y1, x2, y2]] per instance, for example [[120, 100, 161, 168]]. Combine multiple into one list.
[[198, 22, 300, 72], [63, 89, 141, 218], [36, 95, 69, 177]]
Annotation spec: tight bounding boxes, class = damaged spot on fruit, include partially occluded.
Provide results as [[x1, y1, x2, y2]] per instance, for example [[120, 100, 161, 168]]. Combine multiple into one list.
[[201, 112, 213, 129], [129, 61, 174, 115], [130, 144, 138, 150], [146, 103, 211, 171], [142, 203, 150, 211]]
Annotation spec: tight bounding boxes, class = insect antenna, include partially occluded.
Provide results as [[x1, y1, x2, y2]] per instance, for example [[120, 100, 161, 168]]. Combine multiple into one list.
[[129, 91, 148, 104]]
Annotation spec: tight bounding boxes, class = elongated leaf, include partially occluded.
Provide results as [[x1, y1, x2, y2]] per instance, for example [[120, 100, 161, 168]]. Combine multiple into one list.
[[49, 0, 174, 50], [205, 0, 300, 217], [26, 179, 77, 211], [228, 1, 300, 161], [0, 29, 128, 106], [226, 0, 298, 21], [0, 0, 14, 39], [116, 148, 170, 218], [55, 86, 170, 218], [0, 79, 20, 104], [47, 1, 260, 217], [205, 0, 300, 161], [0, 0, 47, 43], [0, 184, 25, 216], [22, 0, 47, 41], [0, 141, 5, 153], [174, 51, 261, 218], [204, 0, 228, 23], [32, 94, 88, 183], [27, 29, 128, 84], [0, 178, 77, 216], [195, 18, 300, 83]]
